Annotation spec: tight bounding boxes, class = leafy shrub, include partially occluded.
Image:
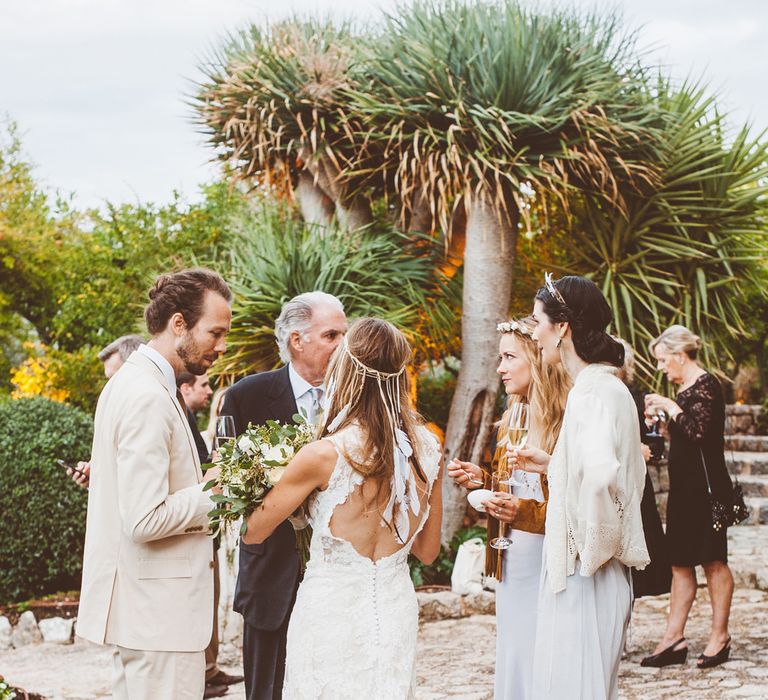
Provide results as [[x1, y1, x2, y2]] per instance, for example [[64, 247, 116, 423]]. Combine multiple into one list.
[[11, 344, 105, 413], [0, 397, 92, 603], [409, 525, 486, 587]]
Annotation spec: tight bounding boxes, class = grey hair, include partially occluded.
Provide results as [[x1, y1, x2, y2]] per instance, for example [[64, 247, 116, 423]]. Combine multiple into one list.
[[98, 334, 144, 363], [275, 292, 344, 364], [649, 324, 702, 360]]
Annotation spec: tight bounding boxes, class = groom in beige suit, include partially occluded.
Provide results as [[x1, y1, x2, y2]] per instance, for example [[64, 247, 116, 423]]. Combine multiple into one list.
[[77, 268, 232, 699]]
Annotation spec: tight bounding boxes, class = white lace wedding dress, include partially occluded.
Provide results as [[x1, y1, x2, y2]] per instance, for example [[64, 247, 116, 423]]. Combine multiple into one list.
[[283, 424, 441, 699]]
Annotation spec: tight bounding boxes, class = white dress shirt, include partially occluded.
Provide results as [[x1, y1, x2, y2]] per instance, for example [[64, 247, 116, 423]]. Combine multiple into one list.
[[137, 344, 176, 391], [289, 363, 324, 423]]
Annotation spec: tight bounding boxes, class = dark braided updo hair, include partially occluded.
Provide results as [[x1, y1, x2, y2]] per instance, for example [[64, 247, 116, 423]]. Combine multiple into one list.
[[535, 275, 624, 367]]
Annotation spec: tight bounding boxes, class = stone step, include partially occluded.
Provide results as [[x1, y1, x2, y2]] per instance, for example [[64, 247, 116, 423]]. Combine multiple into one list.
[[744, 497, 768, 525], [725, 435, 768, 452], [736, 474, 768, 498], [727, 451, 768, 477]]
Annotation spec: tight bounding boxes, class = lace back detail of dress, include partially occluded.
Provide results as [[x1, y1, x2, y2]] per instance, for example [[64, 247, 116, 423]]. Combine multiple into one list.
[[308, 424, 441, 569]]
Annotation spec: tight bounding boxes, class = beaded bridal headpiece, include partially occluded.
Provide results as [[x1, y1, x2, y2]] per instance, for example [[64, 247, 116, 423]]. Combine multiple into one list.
[[325, 336, 418, 544], [544, 271, 568, 307]]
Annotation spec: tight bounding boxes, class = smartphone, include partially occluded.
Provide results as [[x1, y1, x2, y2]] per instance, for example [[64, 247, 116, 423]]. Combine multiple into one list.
[[56, 459, 88, 479]]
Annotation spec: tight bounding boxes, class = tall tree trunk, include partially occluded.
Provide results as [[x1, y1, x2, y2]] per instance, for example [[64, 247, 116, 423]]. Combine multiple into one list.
[[441, 193, 518, 543], [409, 187, 434, 234], [294, 170, 334, 228], [334, 195, 373, 232], [318, 158, 373, 232]]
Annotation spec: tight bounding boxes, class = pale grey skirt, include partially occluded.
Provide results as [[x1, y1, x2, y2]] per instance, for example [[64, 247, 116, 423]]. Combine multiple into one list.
[[530, 553, 630, 700], [494, 530, 544, 700]]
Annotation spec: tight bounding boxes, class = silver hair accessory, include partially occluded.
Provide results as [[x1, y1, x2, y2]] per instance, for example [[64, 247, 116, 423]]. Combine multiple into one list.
[[544, 272, 568, 307], [496, 320, 532, 336], [324, 336, 417, 544]]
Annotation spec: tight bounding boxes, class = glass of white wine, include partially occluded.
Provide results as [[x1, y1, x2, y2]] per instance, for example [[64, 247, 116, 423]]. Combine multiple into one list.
[[489, 471, 513, 550], [215, 415, 236, 451], [504, 402, 529, 488]]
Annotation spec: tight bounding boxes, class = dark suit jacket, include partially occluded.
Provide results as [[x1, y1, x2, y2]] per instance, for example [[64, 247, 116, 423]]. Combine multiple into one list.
[[186, 408, 210, 465], [222, 365, 301, 631]]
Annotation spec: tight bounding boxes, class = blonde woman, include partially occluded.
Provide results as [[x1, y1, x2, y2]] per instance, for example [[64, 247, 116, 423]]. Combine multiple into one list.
[[241, 318, 442, 698], [642, 325, 734, 669], [448, 316, 570, 700]]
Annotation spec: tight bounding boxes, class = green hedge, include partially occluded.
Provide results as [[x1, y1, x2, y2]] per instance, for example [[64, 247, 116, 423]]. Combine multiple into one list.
[[0, 397, 92, 603]]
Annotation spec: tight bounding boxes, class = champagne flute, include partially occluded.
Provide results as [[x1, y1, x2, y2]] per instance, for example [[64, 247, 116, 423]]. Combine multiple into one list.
[[215, 415, 236, 451], [489, 472, 513, 550], [504, 402, 529, 488]]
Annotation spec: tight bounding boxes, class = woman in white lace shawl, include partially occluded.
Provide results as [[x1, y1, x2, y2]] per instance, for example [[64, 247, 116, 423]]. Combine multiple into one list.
[[509, 275, 649, 700]]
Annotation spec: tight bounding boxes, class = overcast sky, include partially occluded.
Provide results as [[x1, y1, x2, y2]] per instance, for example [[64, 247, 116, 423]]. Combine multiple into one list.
[[2, 0, 765, 210]]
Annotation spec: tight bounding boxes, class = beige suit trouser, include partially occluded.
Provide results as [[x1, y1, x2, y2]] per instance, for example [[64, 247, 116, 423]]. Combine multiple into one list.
[[112, 645, 205, 699], [204, 549, 221, 680]]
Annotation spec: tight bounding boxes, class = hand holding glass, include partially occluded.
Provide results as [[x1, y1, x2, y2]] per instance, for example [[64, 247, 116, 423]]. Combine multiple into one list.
[[489, 472, 513, 550], [503, 402, 529, 488], [215, 415, 236, 450]]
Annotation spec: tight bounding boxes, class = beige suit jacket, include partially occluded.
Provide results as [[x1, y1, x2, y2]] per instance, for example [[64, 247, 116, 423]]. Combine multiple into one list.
[[76, 351, 214, 652]]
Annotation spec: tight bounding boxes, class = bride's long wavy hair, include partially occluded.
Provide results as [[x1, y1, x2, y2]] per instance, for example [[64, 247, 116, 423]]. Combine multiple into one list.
[[319, 317, 426, 488]]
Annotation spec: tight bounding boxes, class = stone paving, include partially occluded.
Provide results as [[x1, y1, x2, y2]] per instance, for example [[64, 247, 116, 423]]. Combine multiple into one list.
[[4, 586, 767, 699], [4, 527, 767, 699]]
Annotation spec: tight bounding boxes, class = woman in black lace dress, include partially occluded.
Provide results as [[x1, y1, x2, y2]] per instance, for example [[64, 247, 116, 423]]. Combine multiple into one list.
[[641, 325, 734, 670]]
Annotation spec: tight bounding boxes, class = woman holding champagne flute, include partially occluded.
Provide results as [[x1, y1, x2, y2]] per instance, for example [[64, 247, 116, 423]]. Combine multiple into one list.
[[448, 316, 569, 700]]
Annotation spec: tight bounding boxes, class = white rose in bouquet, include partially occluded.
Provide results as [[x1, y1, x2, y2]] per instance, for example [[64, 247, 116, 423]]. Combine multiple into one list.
[[262, 443, 294, 464], [266, 466, 287, 486], [238, 435, 257, 454]]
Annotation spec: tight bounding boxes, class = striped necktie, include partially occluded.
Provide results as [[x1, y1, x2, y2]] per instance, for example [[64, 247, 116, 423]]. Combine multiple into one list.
[[308, 387, 323, 425]]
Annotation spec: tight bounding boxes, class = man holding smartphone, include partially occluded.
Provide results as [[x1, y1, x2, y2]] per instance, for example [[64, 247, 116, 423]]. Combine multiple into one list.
[[76, 269, 231, 700]]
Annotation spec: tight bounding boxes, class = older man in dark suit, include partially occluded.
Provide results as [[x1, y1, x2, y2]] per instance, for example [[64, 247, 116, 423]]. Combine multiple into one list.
[[221, 291, 347, 700]]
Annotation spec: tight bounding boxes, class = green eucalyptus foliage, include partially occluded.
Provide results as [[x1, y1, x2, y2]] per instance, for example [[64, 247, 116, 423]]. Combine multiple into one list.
[[0, 397, 92, 603]]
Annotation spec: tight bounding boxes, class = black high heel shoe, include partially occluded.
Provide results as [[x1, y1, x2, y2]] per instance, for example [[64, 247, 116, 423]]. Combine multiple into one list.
[[697, 637, 731, 669], [640, 638, 688, 667]]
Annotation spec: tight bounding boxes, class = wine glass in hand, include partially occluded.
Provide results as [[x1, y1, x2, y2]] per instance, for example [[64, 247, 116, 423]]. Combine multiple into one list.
[[489, 472, 513, 550], [503, 402, 529, 488], [215, 415, 236, 451]]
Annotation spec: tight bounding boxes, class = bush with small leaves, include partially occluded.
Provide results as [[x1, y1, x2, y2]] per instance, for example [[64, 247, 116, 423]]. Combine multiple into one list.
[[0, 397, 92, 603]]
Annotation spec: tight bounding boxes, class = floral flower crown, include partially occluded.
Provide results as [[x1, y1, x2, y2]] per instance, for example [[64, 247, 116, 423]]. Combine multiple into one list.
[[496, 320, 532, 336]]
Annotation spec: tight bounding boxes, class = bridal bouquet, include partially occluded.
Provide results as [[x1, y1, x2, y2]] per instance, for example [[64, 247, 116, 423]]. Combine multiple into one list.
[[203, 415, 316, 564]]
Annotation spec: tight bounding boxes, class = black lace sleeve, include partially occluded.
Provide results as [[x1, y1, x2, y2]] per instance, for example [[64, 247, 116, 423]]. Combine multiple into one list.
[[674, 374, 722, 444]]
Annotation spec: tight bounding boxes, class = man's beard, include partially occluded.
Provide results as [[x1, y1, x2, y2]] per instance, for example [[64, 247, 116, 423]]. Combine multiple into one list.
[[177, 333, 216, 375]]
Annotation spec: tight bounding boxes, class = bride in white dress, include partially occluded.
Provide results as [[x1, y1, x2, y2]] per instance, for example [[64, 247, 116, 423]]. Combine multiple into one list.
[[242, 317, 443, 699]]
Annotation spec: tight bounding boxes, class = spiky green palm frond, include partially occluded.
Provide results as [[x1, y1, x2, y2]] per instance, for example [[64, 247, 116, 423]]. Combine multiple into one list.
[[212, 201, 461, 380], [194, 19, 363, 189], [527, 80, 768, 381], [348, 0, 662, 230]]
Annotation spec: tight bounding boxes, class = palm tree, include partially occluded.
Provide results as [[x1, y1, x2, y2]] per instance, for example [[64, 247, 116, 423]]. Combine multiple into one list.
[[532, 80, 768, 381], [195, 19, 372, 230], [195, 2, 767, 541], [349, 0, 661, 537]]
